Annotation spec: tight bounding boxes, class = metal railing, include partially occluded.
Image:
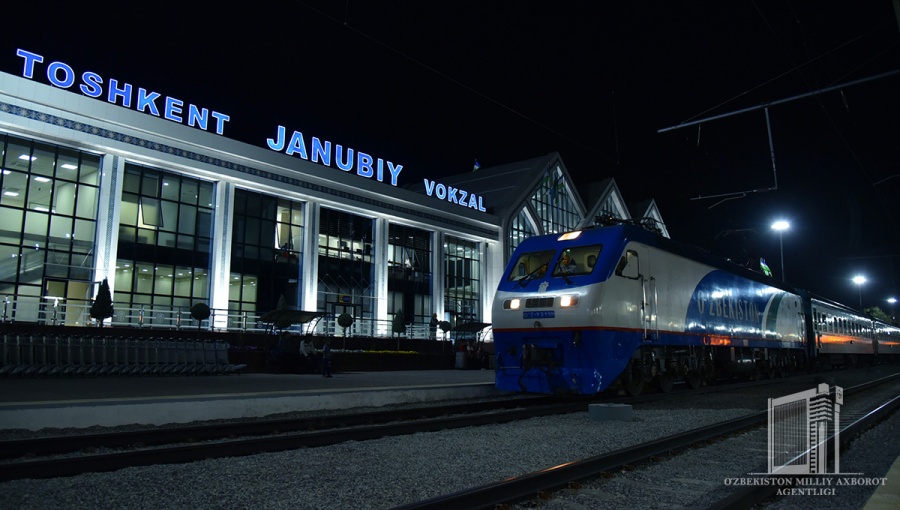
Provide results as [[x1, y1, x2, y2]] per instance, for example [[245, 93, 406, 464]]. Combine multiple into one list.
[[1, 296, 450, 340], [0, 332, 244, 377]]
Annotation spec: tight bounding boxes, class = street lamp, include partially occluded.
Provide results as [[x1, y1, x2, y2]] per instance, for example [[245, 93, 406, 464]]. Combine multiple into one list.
[[852, 275, 866, 309], [888, 297, 897, 322], [771, 220, 789, 282]]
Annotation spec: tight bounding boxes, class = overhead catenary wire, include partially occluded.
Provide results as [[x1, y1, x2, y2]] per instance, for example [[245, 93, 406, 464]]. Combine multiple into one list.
[[292, 0, 617, 166]]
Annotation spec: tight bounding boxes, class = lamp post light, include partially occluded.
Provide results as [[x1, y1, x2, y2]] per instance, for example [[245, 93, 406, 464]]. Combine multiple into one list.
[[852, 275, 866, 309], [771, 220, 789, 282], [888, 297, 897, 322]]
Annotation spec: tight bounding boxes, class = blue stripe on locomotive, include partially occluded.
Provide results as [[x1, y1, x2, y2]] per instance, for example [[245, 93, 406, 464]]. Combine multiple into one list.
[[686, 270, 786, 339]]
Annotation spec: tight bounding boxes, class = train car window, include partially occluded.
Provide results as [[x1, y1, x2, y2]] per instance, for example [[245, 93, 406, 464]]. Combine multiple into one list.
[[507, 250, 555, 281], [552, 244, 602, 277], [615, 249, 640, 279]]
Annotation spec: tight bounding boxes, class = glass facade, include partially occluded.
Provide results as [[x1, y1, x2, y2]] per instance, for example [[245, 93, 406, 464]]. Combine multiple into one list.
[[597, 194, 620, 219], [387, 224, 433, 326], [114, 163, 214, 326], [444, 235, 481, 327], [316, 207, 374, 323], [508, 208, 537, 257], [1, 125, 615, 337], [230, 189, 304, 316], [0, 134, 100, 323], [529, 165, 582, 235]]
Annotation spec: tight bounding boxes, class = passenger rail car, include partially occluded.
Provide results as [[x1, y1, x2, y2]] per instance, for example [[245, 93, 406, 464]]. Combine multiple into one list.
[[492, 224, 897, 395], [805, 295, 900, 369]]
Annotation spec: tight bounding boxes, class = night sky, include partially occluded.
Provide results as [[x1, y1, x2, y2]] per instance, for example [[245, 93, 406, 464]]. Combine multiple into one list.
[[3, 1, 899, 312]]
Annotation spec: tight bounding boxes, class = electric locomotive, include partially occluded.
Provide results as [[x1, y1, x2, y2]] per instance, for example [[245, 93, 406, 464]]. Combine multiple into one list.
[[492, 222, 808, 396]]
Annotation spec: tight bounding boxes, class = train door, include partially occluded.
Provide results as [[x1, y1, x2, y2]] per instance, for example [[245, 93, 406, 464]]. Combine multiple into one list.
[[615, 245, 656, 340]]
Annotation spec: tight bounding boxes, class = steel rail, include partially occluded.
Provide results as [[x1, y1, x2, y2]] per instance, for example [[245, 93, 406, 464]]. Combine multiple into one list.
[[391, 373, 900, 510], [705, 392, 900, 510], [0, 399, 588, 481], [0, 396, 567, 460]]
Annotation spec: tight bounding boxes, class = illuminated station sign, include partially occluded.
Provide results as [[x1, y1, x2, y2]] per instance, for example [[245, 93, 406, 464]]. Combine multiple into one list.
[[12, 48, 487, 211]]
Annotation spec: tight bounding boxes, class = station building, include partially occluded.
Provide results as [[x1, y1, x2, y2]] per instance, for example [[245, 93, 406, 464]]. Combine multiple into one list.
[[0, 48, 669, 338]]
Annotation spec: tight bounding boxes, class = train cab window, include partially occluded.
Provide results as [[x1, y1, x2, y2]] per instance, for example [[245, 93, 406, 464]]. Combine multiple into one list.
[[507, 250, 555, 281], [552, 244, 602, 277], [615, 249, 640, 279]]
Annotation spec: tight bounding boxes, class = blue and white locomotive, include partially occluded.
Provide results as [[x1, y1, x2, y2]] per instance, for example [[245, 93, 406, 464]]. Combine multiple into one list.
[[492, 222, 898, 395]]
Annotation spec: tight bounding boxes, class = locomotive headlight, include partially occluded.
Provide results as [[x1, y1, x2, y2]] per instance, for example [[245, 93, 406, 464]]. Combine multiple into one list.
[[504, 298, 521, 310], [559, 295, 579, 307]]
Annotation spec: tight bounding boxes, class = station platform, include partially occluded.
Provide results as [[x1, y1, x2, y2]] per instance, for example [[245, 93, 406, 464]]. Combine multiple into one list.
[[0, 369, 499, 431]]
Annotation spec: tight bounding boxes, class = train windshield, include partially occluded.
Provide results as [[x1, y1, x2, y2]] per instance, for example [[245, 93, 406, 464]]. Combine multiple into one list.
[[507, 250, 555, 282], [553, 245, 603, 277]]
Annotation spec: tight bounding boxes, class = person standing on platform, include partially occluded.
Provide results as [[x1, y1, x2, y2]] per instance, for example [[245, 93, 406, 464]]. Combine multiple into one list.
[[429, 313, 439, 340], [299, 336, 314, 373], [321, 339, 333, 378]]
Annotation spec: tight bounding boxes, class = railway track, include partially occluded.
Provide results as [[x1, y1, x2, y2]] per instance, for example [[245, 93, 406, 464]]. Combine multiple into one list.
[[0, 395, 590, 481], [0, 373, 792, 482], [0, 369, 805, 462], [393, 372, 900, 509], [1, 367, 896, 509]]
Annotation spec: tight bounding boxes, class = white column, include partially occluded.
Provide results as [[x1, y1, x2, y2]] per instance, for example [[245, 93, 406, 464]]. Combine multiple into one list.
[[93, 155, 124, 294], [480, 240, 495, 329], [209, 182, 233, 329], [432, 231, 445, 322], [373, 217, 389, 335], [301, 202, 319, 311]]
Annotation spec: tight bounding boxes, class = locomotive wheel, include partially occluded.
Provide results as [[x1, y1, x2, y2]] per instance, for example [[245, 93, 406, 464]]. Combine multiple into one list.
[[685, 369, 702, 389], [623, 361, 645, 397], [656, 372, 675, 393]]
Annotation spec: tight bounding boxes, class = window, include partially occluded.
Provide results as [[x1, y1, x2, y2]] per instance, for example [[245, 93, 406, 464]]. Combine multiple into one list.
[[507, 250, 554, 281], [230, 189, 305, 316], [0, 134, 100, 323], [316, 207, 374, 322], [508, 208, 537, 256], [528, 165, 582, 235], [615, 250, 640, 279], [388, 224, 433, 326], [444, 236, 481, 326], [115, 163, 214, 320], [552, 245, 602, 277]]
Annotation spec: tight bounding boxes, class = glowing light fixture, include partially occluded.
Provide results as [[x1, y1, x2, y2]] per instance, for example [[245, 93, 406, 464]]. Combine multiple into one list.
[[771, 220, 789, 282], [853, 275, 866, 309], [557, 231, 582, 241]]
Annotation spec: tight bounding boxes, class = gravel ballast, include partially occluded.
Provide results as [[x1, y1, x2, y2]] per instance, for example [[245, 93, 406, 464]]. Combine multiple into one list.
[[1, 372, 898, 509]]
